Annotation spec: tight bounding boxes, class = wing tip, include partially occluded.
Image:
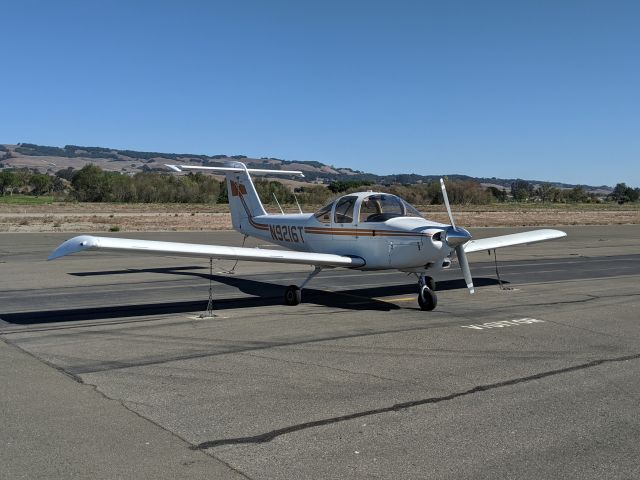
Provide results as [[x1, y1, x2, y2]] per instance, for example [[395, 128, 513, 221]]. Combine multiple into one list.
[[48, 235, 97, 260]]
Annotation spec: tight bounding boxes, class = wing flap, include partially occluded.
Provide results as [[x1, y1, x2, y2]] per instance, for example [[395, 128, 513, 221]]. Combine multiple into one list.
[[463, 229, 566, 253], [48, 235, 365, 267]]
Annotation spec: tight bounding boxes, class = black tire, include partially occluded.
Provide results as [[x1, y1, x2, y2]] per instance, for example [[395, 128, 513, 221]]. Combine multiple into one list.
[[418, 285, 437, 311], [284, 285, 302, 306]]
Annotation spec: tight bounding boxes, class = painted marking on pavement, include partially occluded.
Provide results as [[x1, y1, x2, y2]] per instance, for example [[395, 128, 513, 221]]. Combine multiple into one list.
[[461, 318, 545, 330], [374, 296, 416, 302]]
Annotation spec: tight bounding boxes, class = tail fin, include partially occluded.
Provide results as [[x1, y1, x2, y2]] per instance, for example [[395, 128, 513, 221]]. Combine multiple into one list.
[[165, 162, 304, 235], [224, 164, 267, 232]]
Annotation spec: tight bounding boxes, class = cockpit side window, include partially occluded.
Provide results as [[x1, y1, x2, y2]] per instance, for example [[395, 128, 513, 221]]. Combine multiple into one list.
[[313, 201, 333, 223], [334, 196, 357, 224]]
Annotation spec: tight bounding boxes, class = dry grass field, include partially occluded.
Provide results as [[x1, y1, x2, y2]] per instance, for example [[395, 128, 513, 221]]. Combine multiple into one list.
[[0, 201, 638, 232]]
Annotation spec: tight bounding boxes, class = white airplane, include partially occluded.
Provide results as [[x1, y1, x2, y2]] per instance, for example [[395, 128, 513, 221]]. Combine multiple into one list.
[[49, 162, 566, 310]]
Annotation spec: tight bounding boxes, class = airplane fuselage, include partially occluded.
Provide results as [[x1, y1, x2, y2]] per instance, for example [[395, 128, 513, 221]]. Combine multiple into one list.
[[234, 191, 454, 271]]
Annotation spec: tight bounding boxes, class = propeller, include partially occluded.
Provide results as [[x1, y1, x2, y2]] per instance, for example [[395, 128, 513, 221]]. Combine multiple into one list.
[[439, 178, 475, 294]]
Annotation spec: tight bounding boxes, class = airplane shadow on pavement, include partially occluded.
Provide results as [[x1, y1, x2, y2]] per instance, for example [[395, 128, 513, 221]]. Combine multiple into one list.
[[1, 267, 505, 325]]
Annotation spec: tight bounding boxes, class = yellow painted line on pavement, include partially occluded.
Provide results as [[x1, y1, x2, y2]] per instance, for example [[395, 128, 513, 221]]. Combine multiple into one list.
[[374, 296, 416, 302]]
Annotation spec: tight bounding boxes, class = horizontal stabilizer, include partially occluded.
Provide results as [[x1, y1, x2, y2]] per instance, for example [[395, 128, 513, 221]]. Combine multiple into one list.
[[165, 164, 304, 177], [48, 235, 364, 267], [463, 229, 566, 253]]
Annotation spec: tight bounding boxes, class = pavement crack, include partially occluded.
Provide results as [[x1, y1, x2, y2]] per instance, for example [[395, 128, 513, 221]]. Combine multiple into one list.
[[192, 352, 640, 450], [0, 335, 84, 384], [0, 337, 253, 479]]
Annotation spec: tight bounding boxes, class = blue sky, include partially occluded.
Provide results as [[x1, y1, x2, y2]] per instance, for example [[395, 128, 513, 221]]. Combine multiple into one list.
[[1, 0, 638, 187]]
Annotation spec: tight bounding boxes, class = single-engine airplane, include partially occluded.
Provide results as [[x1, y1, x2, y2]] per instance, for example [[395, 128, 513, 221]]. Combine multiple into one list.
[[49, 162, 566, 310]]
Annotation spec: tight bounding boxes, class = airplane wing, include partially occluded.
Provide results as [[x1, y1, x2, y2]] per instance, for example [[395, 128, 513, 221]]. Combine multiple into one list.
[[463, 229, 566, 253], [48, 235, 365, 268]]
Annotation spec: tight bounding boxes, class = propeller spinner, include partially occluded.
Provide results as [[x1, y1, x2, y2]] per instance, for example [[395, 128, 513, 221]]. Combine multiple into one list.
[[439, 178, 475, 294]]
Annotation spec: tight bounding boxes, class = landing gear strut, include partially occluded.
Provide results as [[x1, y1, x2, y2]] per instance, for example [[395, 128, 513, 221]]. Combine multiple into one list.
[[418, 274, 436, 292], [284, 266, 323, 306], [417, 275, 437, 311]]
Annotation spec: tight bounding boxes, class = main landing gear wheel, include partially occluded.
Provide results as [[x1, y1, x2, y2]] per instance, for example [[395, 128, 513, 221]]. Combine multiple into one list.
[[418, 285, 437, 311], [284, 285, 301, 306]]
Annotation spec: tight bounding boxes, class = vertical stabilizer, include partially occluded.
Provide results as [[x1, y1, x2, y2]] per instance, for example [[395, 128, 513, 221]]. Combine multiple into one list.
[[224, 162, 268, 234]]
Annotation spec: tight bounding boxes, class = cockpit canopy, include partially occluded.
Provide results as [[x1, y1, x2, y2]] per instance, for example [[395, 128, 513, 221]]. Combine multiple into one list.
[[313, 193, 423, 224]]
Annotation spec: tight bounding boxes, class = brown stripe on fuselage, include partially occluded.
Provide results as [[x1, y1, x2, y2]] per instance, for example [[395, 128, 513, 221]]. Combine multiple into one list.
[[237, 188, 270, 231], [304, 227, 433, 237]]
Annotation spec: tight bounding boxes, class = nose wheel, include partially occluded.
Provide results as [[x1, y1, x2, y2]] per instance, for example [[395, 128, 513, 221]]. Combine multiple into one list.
[[417, 275, 437, 311], [418, 285, 437, 311]]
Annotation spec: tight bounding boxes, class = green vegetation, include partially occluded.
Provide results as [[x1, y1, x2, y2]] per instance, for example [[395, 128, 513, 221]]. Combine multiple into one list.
[[1, 164, 638, 207], [611, 183, 639, 204], [70, 165, 222, 203], [328, 180, 374, 193], [1, 144, 639, 207]]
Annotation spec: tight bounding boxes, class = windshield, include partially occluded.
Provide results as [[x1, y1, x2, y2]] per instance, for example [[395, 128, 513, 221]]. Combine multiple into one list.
[[359, 194, 423, 222], [313, 200, 333, 223]]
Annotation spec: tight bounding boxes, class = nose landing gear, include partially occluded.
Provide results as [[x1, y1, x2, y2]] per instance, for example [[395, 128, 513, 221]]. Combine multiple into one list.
[[417, 275, 437, 311]]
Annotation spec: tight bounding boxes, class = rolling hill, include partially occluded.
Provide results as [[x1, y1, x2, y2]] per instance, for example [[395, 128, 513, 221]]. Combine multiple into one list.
[[0, 143, 613, 194]]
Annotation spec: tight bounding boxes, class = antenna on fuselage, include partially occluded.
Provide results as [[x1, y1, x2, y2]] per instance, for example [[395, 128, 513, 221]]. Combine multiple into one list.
[[272, 193, 285, 214], [293, 193, 303, 214]]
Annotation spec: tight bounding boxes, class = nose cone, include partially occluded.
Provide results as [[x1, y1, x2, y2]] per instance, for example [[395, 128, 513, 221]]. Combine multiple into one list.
[[444, 226, 472, 248]]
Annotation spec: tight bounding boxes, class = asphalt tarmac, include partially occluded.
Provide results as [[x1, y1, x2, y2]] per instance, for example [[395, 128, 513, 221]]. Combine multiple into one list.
[[1, 225, 639, 479]]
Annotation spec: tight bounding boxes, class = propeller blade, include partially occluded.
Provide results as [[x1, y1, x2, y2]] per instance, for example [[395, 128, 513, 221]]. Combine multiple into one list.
[[439, 178, 456, 229], [456, 245, 475, 294], [440, 178, 474, 294]]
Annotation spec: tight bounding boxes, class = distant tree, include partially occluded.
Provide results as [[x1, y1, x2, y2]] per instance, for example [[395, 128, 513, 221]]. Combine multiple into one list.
[[535, 183, 555, 203], [51, 176, 67, 193], [510, 179, 533, 202], [55, 166, 75, 181], [488, 186, 507, 202], [30, 173, 52, 196], [610, 182, 639, 203], [294, 185, 333, 205], [328, 180, 374, 193], [0, 170, 17, 195], [217, 180, 228, 203], [254, 179, 294, 204], [14, 169, 32, 193], [566, 185, 590, 203], [108, 174, 136, 202], [71, 164, 108, 201]]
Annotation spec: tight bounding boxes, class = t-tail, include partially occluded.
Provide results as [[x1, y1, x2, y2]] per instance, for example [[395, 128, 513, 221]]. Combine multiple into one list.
[[165, 161, 304, 236]]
